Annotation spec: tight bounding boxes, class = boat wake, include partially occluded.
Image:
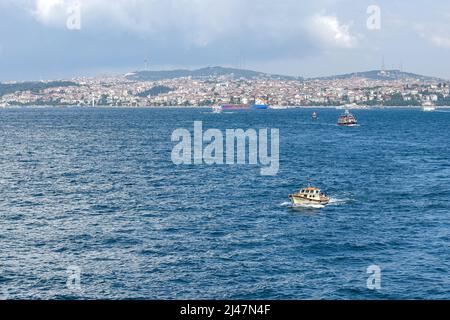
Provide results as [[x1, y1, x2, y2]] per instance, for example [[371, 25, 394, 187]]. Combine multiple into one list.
[[207, 112, 235, 114], [328, 197, 351, 205], [280, 197, 351, 210], [280, 202, 325, 209]]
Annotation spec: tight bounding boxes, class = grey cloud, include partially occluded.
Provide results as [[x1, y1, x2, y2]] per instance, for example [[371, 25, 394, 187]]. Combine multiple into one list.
[[2, 0, 450, 80]]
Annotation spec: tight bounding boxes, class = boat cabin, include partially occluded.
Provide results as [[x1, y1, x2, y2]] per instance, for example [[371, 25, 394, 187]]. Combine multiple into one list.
[[298, 187, 322, 199]]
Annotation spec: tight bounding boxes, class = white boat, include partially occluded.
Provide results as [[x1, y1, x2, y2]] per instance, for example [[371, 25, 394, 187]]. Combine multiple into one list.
[[211, 105, 223, 113], [338, 103, 368, 110], [422, 101, 436, 112], [289, 186, 330, 206], [337, 103, 356, 110], [269, 105, 289, 110]]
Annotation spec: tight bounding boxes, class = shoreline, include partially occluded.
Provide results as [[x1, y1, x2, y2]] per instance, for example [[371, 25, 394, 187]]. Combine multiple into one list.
[[2, 105, 450, 110]]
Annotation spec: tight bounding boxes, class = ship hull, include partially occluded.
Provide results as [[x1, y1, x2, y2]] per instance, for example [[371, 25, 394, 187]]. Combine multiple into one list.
[[289, 195, 330, 205], [252, 104, 269, 110], [221, 104, 268, 111]]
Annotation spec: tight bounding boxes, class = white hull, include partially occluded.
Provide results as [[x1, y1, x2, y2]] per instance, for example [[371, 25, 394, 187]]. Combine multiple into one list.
[[211, 106, 223, 113], [422, 101, 436, 112], [269, 106, 289, 110], [289, 195, 330, 205]]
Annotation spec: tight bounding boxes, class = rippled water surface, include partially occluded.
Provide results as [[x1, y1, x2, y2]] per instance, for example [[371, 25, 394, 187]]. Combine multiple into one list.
[[0, 108, 449, 299]]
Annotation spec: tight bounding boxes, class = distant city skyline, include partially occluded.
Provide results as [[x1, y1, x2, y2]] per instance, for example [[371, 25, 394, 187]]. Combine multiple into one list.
[[1, 0, 450, 81]]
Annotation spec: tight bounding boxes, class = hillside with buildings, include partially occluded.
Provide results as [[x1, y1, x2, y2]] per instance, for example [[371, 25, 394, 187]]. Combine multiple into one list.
[[1, 67, 449, 107]]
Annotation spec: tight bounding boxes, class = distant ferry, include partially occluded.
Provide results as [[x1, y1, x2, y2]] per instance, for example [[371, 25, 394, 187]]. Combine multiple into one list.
[[211, 105, 223, 113], [344, 103, 358, 109], [337, 103, 369, 110], [269, 105, 289, 110], [422, 101, 437, 112], [221, 98, 269, 111], [338, 110, 358, 126]]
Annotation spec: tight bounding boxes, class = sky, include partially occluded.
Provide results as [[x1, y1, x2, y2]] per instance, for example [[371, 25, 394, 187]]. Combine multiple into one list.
[[1, 0, 450, 81]]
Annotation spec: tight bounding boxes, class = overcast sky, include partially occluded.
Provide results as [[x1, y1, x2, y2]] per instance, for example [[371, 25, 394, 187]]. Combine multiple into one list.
[[1, 0, 450, 81]]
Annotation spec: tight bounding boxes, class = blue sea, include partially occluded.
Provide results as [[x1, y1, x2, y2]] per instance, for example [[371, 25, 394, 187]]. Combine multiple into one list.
[[0, 107, 449, 300]]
